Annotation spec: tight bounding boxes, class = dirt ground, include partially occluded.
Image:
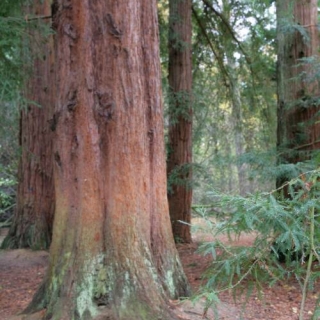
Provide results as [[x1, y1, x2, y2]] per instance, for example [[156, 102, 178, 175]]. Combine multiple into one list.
[[0, 221, 319, 320]]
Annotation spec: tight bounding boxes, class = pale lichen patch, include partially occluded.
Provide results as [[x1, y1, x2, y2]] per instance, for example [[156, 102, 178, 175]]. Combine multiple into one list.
[[76, 254, 104, 318], [165, 269, 175, 297]]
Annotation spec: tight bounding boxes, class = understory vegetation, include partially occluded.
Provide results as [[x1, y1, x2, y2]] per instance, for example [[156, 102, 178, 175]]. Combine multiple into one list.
[[193, 165, 320, 319]]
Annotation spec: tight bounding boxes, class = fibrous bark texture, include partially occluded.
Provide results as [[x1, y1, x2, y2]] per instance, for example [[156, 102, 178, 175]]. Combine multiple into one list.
[[277, 0, 320, 171], [2, 0, 55, 250], [167, 0, 193, 243], [25, 0, 190, 319]]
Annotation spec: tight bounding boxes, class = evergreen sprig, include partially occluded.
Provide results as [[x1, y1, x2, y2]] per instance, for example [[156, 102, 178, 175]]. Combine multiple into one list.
[[194, 169, 320, 319]]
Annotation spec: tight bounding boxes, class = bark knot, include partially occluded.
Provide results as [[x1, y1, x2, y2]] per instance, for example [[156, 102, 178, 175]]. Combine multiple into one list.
[[48, 112, 60, 132], [54, 152, 62, 168], [148, 129, 154, 142], [64, 23, 77, 40], [66, 89, 78, 112], [96, 90, 116, 121], [105, 14, 123, 39]]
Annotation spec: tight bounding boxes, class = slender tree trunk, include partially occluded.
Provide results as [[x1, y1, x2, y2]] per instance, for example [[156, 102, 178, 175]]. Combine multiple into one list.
[[167, 0, 193, 243], [221, 0, 247, 195], [227, 60, 247, 195], [2, 0, 55, 250], [277, 0, 320, 179], [24, 1, 190, 319]]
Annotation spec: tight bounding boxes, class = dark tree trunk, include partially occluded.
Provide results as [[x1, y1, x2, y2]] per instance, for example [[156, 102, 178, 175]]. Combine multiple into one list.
[[2, 0, 55, 250], [24, 0, 190, 319], [277, 0, 320, 183], [167, 0, 193, 243]]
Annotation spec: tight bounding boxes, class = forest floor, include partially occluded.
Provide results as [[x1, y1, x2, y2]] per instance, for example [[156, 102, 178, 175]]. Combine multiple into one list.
[[0, 218, 319, 320]]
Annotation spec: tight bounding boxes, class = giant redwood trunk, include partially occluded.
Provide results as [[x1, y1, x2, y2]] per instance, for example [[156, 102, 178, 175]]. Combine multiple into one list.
[[2, 0, 54, 250], [167, 0, 193, 243], [24, 0, 190, 319], [277, 0, 320, 177]]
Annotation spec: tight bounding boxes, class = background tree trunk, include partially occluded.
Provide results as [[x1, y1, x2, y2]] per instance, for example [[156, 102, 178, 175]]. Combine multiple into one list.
[[167, 0, 193, 243], [221, 0, 248, 196], [25, 0, 190, 319], [277, 0, 320, 179], [2, 0, 55, 250]]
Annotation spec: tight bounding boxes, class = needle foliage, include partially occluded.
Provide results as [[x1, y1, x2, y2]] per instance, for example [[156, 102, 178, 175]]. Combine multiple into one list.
[[193, 166, 320, 319]]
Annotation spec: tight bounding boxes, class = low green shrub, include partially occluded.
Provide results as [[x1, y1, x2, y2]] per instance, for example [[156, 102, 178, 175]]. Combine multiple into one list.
[[193, 169, 320, 320]]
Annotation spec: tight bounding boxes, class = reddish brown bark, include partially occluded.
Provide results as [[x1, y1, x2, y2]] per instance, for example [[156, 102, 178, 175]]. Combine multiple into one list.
[[2, 1, 55, 250], [167, 0, 193, 243], [24, 1, 190, 319], [277, 0, 320, 169]]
